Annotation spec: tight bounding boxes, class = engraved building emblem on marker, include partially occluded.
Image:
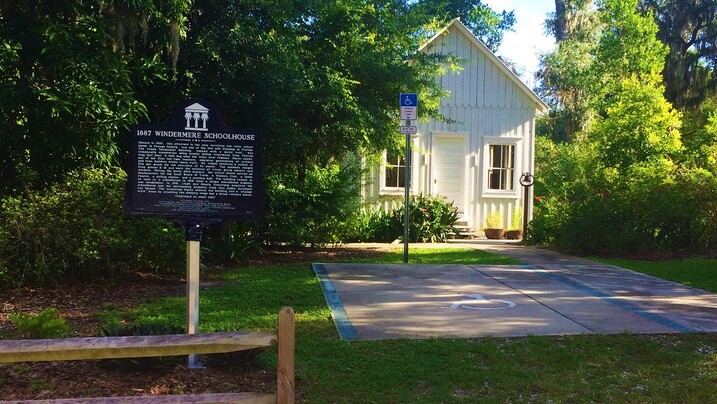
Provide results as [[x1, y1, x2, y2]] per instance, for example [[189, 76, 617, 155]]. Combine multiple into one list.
[[184, 103, 209, 131]]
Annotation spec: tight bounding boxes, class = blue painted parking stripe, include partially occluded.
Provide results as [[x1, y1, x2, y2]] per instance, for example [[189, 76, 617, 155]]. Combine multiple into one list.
[[312, 263, 359, 341], [523, 265, 694, 333]]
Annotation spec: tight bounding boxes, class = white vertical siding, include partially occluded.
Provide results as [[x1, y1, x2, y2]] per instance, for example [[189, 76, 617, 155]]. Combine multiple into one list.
[[476, 48, 486, 106], [363, 23, 543, 233], [430, 26, 540, 231]]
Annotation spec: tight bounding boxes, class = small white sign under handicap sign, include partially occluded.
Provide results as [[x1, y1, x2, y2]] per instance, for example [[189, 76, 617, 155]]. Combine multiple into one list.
[[400, 126, 417, 134], [442, 294, 516, 310]]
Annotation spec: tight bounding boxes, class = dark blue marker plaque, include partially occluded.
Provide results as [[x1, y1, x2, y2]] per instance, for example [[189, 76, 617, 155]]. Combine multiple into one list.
[[125, 99, 264, 221]]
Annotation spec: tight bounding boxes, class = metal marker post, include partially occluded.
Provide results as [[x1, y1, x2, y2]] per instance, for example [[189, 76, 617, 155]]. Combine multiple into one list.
[[185, 220, 203, 369], [519, 173, 534, 241], [404, 121, 411, 264], [399, 93, 417, 264]]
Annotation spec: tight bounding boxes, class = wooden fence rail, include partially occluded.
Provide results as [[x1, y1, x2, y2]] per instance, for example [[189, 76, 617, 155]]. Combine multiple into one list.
[[0, 307, 295, 404]]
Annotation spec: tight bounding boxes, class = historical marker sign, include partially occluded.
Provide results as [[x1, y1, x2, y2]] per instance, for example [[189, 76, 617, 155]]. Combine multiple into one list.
[[125, 99, 264, 221]]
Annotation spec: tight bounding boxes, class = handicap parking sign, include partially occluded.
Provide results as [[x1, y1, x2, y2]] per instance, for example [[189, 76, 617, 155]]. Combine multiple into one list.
[[399, 93, 418, 120], [400, 93, 418, 107]]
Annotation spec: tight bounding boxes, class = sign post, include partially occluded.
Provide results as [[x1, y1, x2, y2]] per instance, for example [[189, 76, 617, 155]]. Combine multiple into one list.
[[125, 99, 263, 368], [519, 172, 534, 241], [400, 93, 418, 264], [185, 221, 201, 368]]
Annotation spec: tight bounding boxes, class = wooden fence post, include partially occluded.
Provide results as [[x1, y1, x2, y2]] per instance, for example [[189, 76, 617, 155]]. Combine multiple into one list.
[[277, 307, 295, 404]]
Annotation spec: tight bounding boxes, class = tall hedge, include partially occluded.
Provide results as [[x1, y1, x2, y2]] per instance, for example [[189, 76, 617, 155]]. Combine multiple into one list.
[[0, 168, 184, 287]]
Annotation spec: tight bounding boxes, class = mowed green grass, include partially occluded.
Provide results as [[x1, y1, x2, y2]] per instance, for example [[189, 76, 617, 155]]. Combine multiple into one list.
[[108, 247, 717, 403], [359, 247, 523, 265], [597, 257, 717, 293]]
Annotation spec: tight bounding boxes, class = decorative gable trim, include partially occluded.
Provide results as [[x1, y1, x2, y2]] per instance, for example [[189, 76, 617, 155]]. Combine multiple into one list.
[[420, 18, 549, 113]]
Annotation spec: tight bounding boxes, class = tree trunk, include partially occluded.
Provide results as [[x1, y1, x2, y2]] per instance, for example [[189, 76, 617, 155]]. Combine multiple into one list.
[[297, 153, 306, 186], [554, 0, 568, 42]]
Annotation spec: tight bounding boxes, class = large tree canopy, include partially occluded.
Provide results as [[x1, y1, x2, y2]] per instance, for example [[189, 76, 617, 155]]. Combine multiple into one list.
[[177, 0, 450, 182], [417, 0, 516, 52], [0, 0, 189, 195], [532, 0, 717, 253], [3, 0, 508, 193], [539, 0, 671, 140], [640, 0, 717, 109]]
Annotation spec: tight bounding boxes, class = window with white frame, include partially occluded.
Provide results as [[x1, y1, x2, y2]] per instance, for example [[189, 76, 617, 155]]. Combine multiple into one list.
[[383, 153, 406, 189], [487, 144, 515, 191]]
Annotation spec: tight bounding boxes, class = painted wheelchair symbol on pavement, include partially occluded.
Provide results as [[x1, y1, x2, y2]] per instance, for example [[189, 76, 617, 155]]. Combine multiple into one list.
[[443, 294, 516, 310]]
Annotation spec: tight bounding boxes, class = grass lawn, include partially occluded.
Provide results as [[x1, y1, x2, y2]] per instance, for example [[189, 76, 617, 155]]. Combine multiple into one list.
[[104, 247, 717, 403], [596, 257, 717, 293], [358, 247, 523, 265]]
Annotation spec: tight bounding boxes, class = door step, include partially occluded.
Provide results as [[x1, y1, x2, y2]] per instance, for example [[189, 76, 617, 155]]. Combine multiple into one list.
[[449, 221, 478, 239]]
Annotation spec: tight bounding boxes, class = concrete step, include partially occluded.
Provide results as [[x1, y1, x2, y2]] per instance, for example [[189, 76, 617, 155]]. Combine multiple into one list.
[[450, 228, 478, 239]]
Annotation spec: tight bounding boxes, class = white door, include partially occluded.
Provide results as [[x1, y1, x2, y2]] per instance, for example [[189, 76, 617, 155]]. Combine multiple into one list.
[[433, 136, 466, 213]]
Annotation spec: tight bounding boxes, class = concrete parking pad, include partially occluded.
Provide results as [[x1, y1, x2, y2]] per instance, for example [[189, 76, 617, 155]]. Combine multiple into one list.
[[313, 261, 717, 340]]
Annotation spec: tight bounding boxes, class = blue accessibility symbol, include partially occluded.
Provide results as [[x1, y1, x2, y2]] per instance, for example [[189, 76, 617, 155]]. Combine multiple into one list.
[[400, 93, 418, 107]]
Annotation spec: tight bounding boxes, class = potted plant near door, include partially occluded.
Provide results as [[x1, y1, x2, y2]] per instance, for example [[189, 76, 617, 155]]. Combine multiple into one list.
[[484, 211, 505, 239], [505, 208, 523, 240]]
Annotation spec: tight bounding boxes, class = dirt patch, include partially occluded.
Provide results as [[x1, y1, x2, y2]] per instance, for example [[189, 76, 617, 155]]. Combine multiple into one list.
[[0, 247, 386, 400]]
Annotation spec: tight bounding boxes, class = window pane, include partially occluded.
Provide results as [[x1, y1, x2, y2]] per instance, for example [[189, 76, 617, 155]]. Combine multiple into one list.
[[487, 144, 515, 190], [385, 153, 406, 189], [490, 146, 500, 167], [488, 169, 500, 189], [385, 166, 397, 188], [503, 145, 514, 169]]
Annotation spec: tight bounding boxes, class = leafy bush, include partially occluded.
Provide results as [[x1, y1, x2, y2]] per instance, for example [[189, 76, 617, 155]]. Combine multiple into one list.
[[529, 135, 717, 253], [255, 159, 363, 247], [344, 208, 399, 243], [0, 168, 184, 287], [98, 320, 262, 368], [96, 320, 186, 369], [403, 194, 461, 242], [202, 220, 264, 264], [350, 194, 460, 243], [99, 322, 185, 337], [8, 308, 71, 339]]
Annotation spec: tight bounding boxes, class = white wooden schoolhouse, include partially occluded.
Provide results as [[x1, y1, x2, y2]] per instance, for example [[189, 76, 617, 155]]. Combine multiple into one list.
[[362, 19, 549, 235]]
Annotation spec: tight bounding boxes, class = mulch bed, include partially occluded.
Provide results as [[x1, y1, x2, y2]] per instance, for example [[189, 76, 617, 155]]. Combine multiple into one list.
[[0, 247, 386, 400]]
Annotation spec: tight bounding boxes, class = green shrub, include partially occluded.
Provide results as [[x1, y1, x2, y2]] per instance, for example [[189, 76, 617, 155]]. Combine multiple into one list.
[[344, 207, 400, 242], [202, 220, 264, 264], [0, 167, 184, 287], [201, 160, 458, 249], [8, 308, 71, 339], [97, 320, 186, 369], [97, 320, 261, 368], [529, 135, 717, 253], [255, 159, 363, 247], [352, 194, 459, 243], [404, 194, 460, 242], [99, 322, 185, 337]]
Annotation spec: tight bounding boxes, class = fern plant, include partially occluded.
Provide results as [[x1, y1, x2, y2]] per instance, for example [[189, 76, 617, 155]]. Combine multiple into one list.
[[8, 308, 72, 339]]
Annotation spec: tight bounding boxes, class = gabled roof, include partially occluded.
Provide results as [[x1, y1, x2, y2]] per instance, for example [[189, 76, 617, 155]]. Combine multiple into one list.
[[419, 18, 549, 113]]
